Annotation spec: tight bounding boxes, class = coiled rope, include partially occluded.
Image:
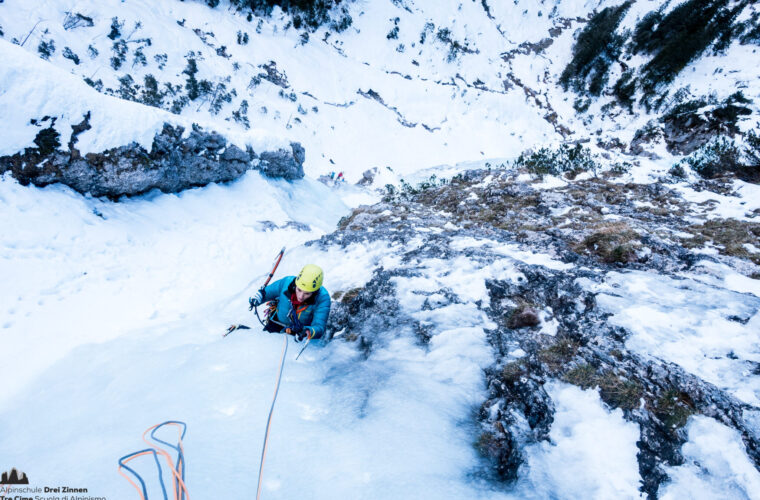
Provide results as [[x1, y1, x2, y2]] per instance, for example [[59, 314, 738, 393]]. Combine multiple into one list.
[[118, 421, 189, 500], [256, 333, 289, 500]]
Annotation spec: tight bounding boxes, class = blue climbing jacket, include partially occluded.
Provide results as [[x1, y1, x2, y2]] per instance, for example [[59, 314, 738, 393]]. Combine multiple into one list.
[[261, 276, 331, 340]]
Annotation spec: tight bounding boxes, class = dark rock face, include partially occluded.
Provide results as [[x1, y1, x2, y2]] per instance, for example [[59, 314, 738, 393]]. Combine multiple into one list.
[[0, 115, 306, 198], [482, 269, 760, 498], [258, 142, 305, 181], [476, 420, 523, 481], [326, 268, 425, 355], [661, 99, 753, 156]]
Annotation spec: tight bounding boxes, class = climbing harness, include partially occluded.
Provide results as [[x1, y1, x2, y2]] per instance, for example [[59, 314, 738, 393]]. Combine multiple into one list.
[[118, 421, 189, 500], [256, 333, 289, 500]]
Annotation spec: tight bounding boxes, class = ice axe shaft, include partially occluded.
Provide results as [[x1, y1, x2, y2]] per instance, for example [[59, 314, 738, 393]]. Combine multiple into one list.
[[295, 337, 311, 360], [263, 247, 286, 289], [227, 248, 286, 337]]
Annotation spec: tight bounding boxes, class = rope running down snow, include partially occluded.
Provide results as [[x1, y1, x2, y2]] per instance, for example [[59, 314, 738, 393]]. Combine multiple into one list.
[[256, 334, 289, 500]]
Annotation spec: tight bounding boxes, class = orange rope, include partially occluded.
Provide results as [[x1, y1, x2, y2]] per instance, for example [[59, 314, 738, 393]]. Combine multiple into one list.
[[256, 334, 289, 500], [142, 423, 190, 500], [118, 423, 190, 500], [118, 450, 156, 500]]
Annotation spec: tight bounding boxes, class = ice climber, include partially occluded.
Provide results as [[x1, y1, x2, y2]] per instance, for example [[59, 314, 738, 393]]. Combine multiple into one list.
[[249, 264, 331, 342]]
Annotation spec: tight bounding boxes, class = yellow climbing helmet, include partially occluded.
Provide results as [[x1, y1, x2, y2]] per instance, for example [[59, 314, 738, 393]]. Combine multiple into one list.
[[295, 264, 323, 292]]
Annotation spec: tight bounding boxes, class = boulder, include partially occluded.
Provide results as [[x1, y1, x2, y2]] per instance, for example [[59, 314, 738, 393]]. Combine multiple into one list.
[[257, 142, 305, 181]]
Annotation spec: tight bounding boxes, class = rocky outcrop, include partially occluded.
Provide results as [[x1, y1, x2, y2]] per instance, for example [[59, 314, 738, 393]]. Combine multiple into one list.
[[0, 115, 305, 198], [660, 95, 753, 155], [316, 167, 760, 498], [482, 270, 760, 498], [258, 142, 305, 181]]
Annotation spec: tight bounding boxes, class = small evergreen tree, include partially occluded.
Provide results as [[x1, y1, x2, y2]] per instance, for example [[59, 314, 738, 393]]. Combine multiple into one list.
[[154, 53, 168, 69], [183, 55, 201, 100], [37, 39, 56, 60], [132, 47, 147, 67], [117, 74, 139, 101], [63, 47, 80, 65], [387, 17, 400, 39], [141, 75, 165, 107], [108, 17, 123, 40], [110, 40, 128, 69], [232, 99, 251, 129]]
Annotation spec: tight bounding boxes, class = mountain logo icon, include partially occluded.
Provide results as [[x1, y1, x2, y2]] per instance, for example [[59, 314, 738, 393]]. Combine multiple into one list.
[[0, 468, 29, 484]]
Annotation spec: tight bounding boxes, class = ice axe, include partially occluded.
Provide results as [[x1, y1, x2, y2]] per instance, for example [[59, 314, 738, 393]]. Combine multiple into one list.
[[223, 247, 285, 337]]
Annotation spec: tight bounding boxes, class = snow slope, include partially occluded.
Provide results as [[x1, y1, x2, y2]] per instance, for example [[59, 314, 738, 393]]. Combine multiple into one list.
[[0, 39, 287, 156], [0, 0, 559, 181]]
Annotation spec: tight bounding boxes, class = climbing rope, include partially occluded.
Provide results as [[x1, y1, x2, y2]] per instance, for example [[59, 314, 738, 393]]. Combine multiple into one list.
[[256, 333, 289, 500], [118, 449, 168, 500], [143, 422, 188, 500], [118, 421, 189, 500]]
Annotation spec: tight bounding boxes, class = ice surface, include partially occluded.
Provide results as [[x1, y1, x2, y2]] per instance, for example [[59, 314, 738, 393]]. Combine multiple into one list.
[[660, 416, 760, 500], [520, 382, 643, 499], [583, 270, 760, 406]]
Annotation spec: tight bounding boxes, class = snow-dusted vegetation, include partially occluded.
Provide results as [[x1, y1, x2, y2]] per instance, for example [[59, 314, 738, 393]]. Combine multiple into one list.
[[1, 0, 759, 499]]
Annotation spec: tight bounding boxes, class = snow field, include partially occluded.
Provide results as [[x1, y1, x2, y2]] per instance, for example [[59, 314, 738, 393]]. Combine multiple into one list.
[[0, 196, 505, 499], [0, 173, 655, 498], [661, 416, 760, 500], [2, 170, 759, 497]]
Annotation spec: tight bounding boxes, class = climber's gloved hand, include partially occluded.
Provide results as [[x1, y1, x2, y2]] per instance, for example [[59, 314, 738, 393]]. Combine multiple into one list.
[[293, 329, 307, 342], [249, 290, 264, 310], [287, 321, 304, 340]]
